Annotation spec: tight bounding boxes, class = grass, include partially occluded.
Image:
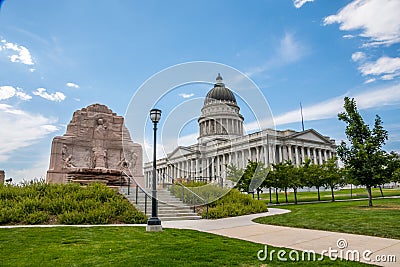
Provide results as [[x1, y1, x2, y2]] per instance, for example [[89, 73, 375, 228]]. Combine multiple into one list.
[[254, 198, 400, 239], [0, 226, 370, 266], [260, 187, 400, 204]]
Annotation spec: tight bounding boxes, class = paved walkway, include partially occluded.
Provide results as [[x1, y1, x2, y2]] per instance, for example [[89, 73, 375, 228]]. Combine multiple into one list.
[[163, 208, 399, 267]]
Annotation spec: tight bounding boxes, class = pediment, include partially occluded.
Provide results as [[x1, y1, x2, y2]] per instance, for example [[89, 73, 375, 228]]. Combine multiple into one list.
[[167, 146, 199, 159], [289, 129, 334, 145]]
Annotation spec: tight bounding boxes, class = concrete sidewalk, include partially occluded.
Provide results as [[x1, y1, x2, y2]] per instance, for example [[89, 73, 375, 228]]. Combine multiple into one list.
[[163, 208, 399, 267]]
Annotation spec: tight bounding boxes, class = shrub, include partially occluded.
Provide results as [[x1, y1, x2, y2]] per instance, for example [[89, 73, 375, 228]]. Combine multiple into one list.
[[23, 211, 49, 224], [0, 180, 146, 225], [0, 208, 13, 225], [59, 211, 85, 225], [119, 210, 148, 224], [201, 189, 268, 219]]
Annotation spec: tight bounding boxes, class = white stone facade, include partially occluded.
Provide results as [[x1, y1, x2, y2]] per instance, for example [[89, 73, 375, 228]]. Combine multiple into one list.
[[144, 75, 336, 187]]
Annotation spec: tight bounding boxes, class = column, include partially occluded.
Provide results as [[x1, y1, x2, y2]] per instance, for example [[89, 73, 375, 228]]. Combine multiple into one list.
[[211, 157, 215, 179], [283, 146, 288, 161], [279, 145, 283, 162], [313, 149, 317, 164], [263, 145, 270, 166], [235, 151, 238, 167], [295, 146, 299, 165], [222, 154, 226, 181], [288, 145, 292, 162], [301, 147, 305, 164], [207, 158, 211, 179], [256, 146, 260, 162], [318, 149, 323, 165]]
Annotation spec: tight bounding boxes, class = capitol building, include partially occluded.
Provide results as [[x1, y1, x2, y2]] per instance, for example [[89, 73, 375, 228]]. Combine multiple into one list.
[[143, 74, 336, 187]]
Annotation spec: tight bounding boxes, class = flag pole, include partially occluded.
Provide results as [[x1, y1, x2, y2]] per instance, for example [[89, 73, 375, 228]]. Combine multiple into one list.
[[300, 102, 305, 132]]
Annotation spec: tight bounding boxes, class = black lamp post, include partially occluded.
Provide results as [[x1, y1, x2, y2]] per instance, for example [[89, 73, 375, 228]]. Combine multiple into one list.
[[146, 108, 162, 231]]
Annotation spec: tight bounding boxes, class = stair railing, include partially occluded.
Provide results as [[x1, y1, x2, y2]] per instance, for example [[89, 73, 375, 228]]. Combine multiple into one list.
[[162, 172, 209, 219], [121, 171, 152, 216]]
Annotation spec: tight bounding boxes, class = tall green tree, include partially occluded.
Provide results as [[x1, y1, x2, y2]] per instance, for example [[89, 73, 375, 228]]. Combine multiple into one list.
[[228, 161, 269, 200], [321, 157, 345, 202], [303, 159, 324, 201], [290, 165, 305, 204], [269, 163, 284, 204], [337, 97, 388, 206], [226, 164, 244, 185]]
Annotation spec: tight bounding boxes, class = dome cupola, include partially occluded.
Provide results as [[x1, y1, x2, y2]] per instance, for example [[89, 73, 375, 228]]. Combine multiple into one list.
[[204, 74, 237, 106], [198, 73, 244, 144]]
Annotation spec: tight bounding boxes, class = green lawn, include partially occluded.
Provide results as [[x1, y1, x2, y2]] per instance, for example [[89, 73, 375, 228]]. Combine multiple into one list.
[[260, 187, 400, 203], [254, 198, 400, 239], [0, 227, 370, 266]]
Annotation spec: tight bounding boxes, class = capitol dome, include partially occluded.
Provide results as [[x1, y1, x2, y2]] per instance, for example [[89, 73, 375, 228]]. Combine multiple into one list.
[[204, 73, 237, 106], [198, 73, 244, 144]]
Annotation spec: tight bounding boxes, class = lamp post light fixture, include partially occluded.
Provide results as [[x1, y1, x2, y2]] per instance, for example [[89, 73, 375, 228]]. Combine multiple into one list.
[[146, 108, 163, 232]]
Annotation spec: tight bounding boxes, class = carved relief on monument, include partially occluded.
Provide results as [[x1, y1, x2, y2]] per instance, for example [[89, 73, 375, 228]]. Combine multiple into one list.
[[46, 103, 144, 186]]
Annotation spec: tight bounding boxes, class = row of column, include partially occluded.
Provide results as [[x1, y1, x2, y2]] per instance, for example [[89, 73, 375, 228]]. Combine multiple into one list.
[[199, 118, 243, 136], [144, 144, 335, 187]]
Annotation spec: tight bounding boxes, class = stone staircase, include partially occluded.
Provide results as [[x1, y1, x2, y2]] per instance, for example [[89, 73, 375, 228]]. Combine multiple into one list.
[[120, 187, 202, 221]]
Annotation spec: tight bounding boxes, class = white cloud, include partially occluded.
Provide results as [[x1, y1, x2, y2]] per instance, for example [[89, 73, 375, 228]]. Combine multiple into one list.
[[293, 0, 314, 9], [0, 86, 32, 101], [343, 34, 355, 39], [279, 32, 305, 63], [241, 83, 400, 132], [1, 39, 34, 65], [0, 86, 16, 100], [32, 88, 66, 102], [271, 83, 400, 127], [359, 56, 400, 79], [364, 78, 376, 84], [351, 51, 366, 62], [16, 91, 32, 101], [178, 93, 194, 99], [29, 68, 36, 72], [324, 0, 400, 47], [66, 82, 79, 89], [0, 104, 58, 162], [245, 32, 307, 77]]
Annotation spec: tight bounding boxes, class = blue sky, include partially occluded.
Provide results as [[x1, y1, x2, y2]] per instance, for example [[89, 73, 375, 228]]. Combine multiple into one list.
[[0, 0, 399, 183]]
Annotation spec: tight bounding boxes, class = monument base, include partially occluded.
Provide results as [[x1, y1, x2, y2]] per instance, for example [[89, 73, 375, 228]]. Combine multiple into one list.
[[146, 217, 162, 232], [67, 168, 126, 186], [146, 225, 163, 232]]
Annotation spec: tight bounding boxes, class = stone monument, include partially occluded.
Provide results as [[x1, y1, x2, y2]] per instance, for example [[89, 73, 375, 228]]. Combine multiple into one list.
[[46, 104, 144, 187], [0, 170, 4, 184]]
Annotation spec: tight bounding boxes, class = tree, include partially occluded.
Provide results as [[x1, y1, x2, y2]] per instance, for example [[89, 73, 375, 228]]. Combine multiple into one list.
[[280, 160, 292, 203], [337, 97, 388, 207], [269, 163, 283, 204], [226, 164, 244, 185], [303, 159, 324, 201], [228, 161, 269, 200], [290, 165, 305, 204], [321, 157, 346, 202], [377, 151, 400, 196]]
